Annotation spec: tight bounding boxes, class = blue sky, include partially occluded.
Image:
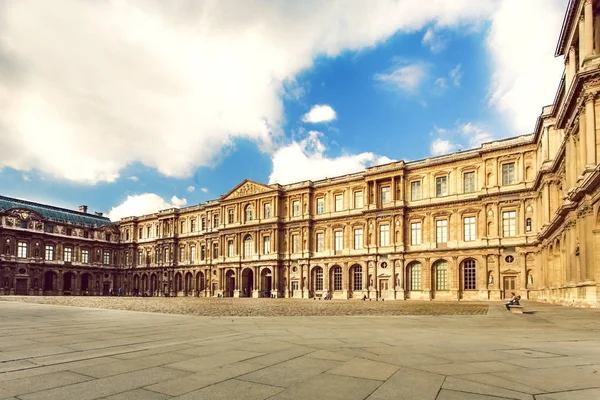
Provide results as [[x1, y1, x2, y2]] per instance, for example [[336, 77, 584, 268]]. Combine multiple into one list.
[[0, 0, 567, 220]]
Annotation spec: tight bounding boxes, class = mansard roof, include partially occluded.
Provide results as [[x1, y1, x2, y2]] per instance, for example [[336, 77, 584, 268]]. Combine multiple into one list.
[[0, 195, 113, 227]]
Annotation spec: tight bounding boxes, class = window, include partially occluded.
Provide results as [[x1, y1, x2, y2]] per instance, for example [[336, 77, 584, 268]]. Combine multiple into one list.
[[354, 228, 363, 250], [292, 234, 299, 253], [379, 225, 390, 246], [463, 260, 476, 290], [317, 198, 325, 214], [526, 218, 532, 232], [335, 194, 343, 212], [463, 171, 475, 193], [291, 200, 300, 217], [264, 203, 271, 218], [316, 232, 324, 252], [228, 240, 234, 257], [17, 241, 28, 258], [354, 191, 363, 209], [502, 211, 517, 237], [156, 225, 159, 237], [353, 266, 363, 291], [103, 251, 110, 265], [66, 228, 72, 236], [180, 221, 185, 234], [64, 247, 73, 262], [125, 251, 130, 265], [334, 231, 343, 251], [435, 261, 448, 290], [83, 231, 89, 239], [263, 236, 271, 254], [333, 266, 342, 290], [213, 214, 219, 227], [190, 246, 196, 262], [82, 249, 89, 263], [45, 245, 55, 261], [20, 220, 27, 228], [228, 209, 234, 224], [245, 205, 253, 221], [138, 228, 143, 239], [147, 226, 151, 237], [502, 162, 516, 185], [411, 222, 422, 245], [179, 247, 185, 262], [155, 249, 160, 263], [201, 245, 206, 260], [190, 219, 196, 232], [244, 235, 253, 258], [436, 176, 448, 197], [381, 186, 391, 204], [436, 220, 448, 243], [464, 216, 476, 241], [408, 263, 421, 291], [315, 267, 323, 291], [201, 217, 206, 230], [137, 251, 142, 265], [165, 248, 170, 262], [44, 224, 54, 233], [411, 181, 421, 201]]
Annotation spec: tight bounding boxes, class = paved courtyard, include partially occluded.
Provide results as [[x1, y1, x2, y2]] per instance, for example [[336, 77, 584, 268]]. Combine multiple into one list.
[[1, 300, 600, 400]]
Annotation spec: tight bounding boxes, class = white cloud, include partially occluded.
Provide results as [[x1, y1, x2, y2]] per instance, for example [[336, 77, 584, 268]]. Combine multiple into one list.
[[429, 121, 494, 156], [449, 64, 462, 86], [107, 193, 187, 221], [302, 105, 337, 123], [187, 185, 195, 192], [430, 138, 458, 156], [269, 131, 392, 185], [435, 77, 448, 90], [127, 176, 139, 182], [487, 0, 567, 133], [22, 174, 31, 181], [0, 0, 497, 184], [422, 28, 446, 52], [200, 187, 209, 193], [375, 63, 429, 93]]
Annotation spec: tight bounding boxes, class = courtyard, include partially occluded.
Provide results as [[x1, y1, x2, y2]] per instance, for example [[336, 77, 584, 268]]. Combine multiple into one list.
[[0, 299, 600, 400]]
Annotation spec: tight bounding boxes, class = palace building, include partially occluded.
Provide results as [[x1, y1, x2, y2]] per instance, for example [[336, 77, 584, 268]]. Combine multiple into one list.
[[1, 0, 600, 306]]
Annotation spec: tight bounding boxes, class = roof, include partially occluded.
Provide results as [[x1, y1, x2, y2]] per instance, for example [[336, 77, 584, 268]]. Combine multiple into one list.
[[555, 0, 577, 57], [0, 195, 113, 227]]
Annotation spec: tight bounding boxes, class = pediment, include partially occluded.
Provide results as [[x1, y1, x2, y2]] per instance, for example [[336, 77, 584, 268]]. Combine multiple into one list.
[[502, 269, 521, 274], [221, 180, 273, 201], [5, 208, 43, 221]]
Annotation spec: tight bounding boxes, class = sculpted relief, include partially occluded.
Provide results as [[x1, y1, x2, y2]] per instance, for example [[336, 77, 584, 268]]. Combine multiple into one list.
[[228, 182, 270, 199]]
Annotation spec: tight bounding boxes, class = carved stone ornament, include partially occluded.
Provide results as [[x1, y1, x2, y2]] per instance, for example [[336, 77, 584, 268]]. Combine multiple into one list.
[[228, 182, 270, 199], [577, 205, 593, 217]]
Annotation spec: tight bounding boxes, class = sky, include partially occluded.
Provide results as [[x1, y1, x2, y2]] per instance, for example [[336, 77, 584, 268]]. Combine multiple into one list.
[[0, 0, 568, 221]]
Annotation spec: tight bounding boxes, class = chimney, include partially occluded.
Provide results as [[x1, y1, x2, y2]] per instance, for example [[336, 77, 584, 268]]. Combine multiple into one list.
[[94, 211, 103, 216], [79, 205, 88, 213]]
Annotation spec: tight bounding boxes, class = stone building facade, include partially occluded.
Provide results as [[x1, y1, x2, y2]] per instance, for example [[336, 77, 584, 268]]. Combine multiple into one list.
[[1, 0, 600, 306]]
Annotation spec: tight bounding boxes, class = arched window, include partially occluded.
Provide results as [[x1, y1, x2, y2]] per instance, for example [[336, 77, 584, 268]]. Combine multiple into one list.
[[244, 234, 254, 258], [434, 260, 448, 291], [180, 221, 185, 234], [315, 267, 323, 291], [353, 265, 363, 291], [125, 229, 130, 240], [333, 266, 342, 291], [463, 259, 477, 290], [407, 262, 421, 291], [245, 204, 253, 222]]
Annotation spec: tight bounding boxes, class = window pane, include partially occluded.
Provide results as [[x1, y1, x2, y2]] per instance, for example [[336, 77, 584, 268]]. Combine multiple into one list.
[[502, 163, 516, 185], [436, 220, 448, 243], [334, 267, 342, 290], [316, 233, 324, 252], [379, 225, 390, 246], [354, 191, 363, 208], [353, 266, 363, 290], [411, 222, 422, 245], [409, 264, 421, 290], [435, 261, 448, 290], [335, 231, 343, 250], [317, 198, 325, 214], [502, 211, 516, 237], [463, 260, 477, 290], [354, 229, 363, 249], [335, 195, 343, 212], [436, 176, 447, 197], [381, 186, 390, 204], [464, 216, 476, 241], [463, 171, 475, 193], [411, 181, 421, 201]]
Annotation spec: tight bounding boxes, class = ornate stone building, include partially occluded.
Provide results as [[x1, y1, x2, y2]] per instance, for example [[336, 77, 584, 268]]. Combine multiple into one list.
[[1, 0, 599, 305]]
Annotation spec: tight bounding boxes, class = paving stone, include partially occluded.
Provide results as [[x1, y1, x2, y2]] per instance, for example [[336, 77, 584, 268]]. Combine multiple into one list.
[[167, 350, 264, 372], [327, 357, 399, 381], [535, 388, 600, 399], [101, 388, 171, 400], [436, 390, 516, 400], [239, 356, 341, 387], [172, 378, 284, 400], [367, 367, 444, 400], [270, 373, 381, 400], [0, 371, 92, 398], [442, 376, 534, 400]]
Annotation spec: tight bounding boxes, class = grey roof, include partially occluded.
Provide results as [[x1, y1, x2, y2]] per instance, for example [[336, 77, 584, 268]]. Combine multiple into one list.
[[0, 195, 113, 227]]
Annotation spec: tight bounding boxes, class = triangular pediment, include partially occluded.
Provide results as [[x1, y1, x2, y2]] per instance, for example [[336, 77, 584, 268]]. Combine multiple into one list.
[[502, 269, 520, 274], [221, 179, 273, 201]]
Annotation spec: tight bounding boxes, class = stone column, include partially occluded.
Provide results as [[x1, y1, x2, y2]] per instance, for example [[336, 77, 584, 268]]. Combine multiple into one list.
[[566, 46, 576, 92], [323, 263, 329, 294], [390, 259, 396, 299], [423, 258, 431, 300], [584, 0, 594, 59], [452, 256, 459, 300], [491, 158, 498, 187], [542, 126, 549, 161], [342, 262, 348, 299], [585, 95, 596, 167], [519, 252, 527, 296]]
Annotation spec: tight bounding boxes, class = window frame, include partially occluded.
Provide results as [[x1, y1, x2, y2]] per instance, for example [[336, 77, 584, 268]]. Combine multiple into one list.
[[379, 224, 390, 246], [353, 228, 363, 250], [435, 175, 448, 197], [410, 180, 422, 201], [463, 216, 476, 242], [501, 162, 516, 186], [354, 190, 363, 209], [436, 219, 448, 244], [463, 171, 476, 193], [381, 186, 391, 204], [316, 197, 325, 215], [502, 210, 517, 237], [316, 232, 324, 252], [334, 230, 343, 251], [292, 200, 300, 217], [17, 241, 28, 258], [411, 221, 422, 245], [45, 244, 55, 261], [334, 194, 343, 212], [64, 247, 73, 262], [82, 249, 89, 264], [463, 259, 477, 290]]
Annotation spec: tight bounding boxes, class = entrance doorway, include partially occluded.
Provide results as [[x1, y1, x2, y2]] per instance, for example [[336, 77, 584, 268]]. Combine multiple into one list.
[[260, 268, 272, 297], [16, 279, 27, 295], [225, 270, 235, 297], [103, 283, 110, 295], [241, 268, 253, 297], [292, 281, 298, 297], [379, 279, 389, 299], [503, 276, 516, 298]]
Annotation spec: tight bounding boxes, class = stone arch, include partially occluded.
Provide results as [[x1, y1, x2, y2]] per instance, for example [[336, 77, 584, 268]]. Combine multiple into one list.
[[184, 271, 193, 295], [44, 270, 58, 293], [330, 265, 342, 292], [311, 265, 324, 292], [241, 268, 253, 297], [349, 264, 363, 292], [174, 272, 183, 293], [406, 261, 422, 291], [196, 271, 205, 293], [432, 259, 449, 293]]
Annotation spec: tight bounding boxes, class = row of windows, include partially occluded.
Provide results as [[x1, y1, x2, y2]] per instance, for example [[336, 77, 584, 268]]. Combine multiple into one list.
[[11, 242, 113, 264]]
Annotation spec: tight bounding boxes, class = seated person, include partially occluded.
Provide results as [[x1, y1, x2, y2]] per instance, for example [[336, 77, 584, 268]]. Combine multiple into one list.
[[505, 292, 520, 310]]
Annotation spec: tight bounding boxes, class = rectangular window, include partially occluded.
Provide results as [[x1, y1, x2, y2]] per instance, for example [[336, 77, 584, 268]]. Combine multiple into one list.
[[334, 231, 343, 251], [502, 211, 517, 237], [44, 224, 53, 233], [156, 225, 159, 237], [147, 226, 151, 237], [228, 209, 234, 224], [137, 250, 142, 265], [502, 162, 516, 185], [190, 246, 196, 262], [354, 191, 363, 209], [335, 194, 343, 212], [213, 214, 219, 227], [354, 228, 363, 250], [244, 237, 253, 258], [379, 225, 390, 246], [201, 218, 206, 230], [263, 236, 271, 254], [411, 181, 421, 201], [213, 243, 218, 258], [103, 251, 110, 265], [179, 247, 185, 262], [64, 247, 73, 262], [201, 245, 206, 260], [411, 222, 422, 245], [464, 216, 476, 241], [381, 186, 391, 204], [436, 176, 448, 197], [138, 228, 143, 239], [436, 220, 448, 243], [45, 245, 55, 261], [190, 219, 196, 232], [66, 228, 72, 236], [83, 230, 89, 239], [17, 241, 28, 258], [316, 198, 325, 215], [292, 234, 299, 253], [463, 171, 476, 193], [228, 240, 234, 257], [264, 203, 271, 219], [292, 200, 300, 217], [316, 233, 324, 252]]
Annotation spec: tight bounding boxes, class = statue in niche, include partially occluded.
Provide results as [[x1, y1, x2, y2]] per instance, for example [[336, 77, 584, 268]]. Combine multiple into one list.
[[488, 273, 494, 285]]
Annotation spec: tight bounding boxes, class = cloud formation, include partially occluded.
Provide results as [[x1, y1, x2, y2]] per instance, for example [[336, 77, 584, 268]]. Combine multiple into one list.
[[429, 122, 494, 156], [187, 185, 195, 192], [107, 193, 187, 221], [375, 63, 429, 93], [269, 131, 392, 185], [302, 105, 337, 123]]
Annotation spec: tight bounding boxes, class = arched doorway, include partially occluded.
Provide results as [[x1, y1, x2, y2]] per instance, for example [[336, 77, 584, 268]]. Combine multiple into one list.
[[141, 274, 148, 294], [81, 273, 92, 294], [63, 272, 75, 294], [311, 266, 323, 295], [44, 271, 57, 294], [225, 270, 235, 297], [406, 262, 422, 298], [174, 272, 183, 294], [196, 271, 205, 296], [241, 268, 253, 297], [184, 272, 193, 296], [150, 273, 158, 296], [260, 268, 272, 297], [133, 274, 140, 295]]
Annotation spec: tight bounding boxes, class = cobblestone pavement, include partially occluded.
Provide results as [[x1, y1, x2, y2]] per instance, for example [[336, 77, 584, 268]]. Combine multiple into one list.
[[0, 296, 489, 316], [1, 300, 600, 399]]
